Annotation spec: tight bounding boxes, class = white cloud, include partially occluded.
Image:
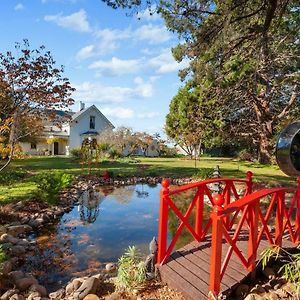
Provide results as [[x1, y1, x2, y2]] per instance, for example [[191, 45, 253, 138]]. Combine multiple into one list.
[[101, 107, 134, 119], [88, 57, 142, 76], [134, 24, 171, 44], [76, 45, 95, 60], [14, 3, 24, 11], [149, 48, 189, 74], [137, 112, 160, 119], [44, 9, 91, 32], [73, 78, 153, 103]]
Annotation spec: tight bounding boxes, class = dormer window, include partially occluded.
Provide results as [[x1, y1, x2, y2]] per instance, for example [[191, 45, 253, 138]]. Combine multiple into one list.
[[90, 116, 95, 129]]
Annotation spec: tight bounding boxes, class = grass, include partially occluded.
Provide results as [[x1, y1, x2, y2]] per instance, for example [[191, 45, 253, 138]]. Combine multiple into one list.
[[0, 155, 295, 204]]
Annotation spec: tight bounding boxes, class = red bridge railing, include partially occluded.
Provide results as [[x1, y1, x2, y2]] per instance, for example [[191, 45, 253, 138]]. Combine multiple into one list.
[[157, 173, 300, 299]]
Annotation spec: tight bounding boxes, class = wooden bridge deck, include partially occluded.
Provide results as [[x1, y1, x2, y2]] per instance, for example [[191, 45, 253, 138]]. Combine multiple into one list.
[[158, 235, 295, 300]]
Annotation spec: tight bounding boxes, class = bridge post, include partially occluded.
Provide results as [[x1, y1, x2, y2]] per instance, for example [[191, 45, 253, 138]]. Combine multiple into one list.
[[248, 201, 258, 272], [195, 186, 204, 237], [275, 191, 285, 246], [296, 178, 300, 243], [209, 194, 224, 299], [157, 178, 170, 264]]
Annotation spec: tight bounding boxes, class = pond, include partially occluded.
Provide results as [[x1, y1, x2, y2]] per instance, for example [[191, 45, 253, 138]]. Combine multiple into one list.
[[23, 183, 211, 292]]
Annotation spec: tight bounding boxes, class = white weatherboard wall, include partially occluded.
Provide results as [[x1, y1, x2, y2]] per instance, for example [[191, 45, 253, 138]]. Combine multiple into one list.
[[69, 106, 113, 150]]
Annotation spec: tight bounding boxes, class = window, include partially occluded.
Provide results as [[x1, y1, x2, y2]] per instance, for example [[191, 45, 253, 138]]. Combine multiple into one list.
[[90, 116, 95, 129], [31, 143, 37, 149]]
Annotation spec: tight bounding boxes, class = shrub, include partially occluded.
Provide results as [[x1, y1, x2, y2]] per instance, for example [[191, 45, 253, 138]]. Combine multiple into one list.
[[116, 245, 147, 291], [0, 170, 27, 185], [106, 147, 122, 159], [0, 246, 7, 264], [259, 245, 300, 295], [238, 149, 254, 161], [193, 168, 213, 179], [70, 148, 81, 160], [35, 171, 73, 204]]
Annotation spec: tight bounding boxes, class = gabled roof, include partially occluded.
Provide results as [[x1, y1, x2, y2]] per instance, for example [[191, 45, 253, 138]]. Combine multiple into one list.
[[72, 105, 114, 128]]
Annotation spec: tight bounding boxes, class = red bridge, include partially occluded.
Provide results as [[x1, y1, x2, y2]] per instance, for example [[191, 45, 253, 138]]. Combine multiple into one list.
[[157, 172, 300, 300]]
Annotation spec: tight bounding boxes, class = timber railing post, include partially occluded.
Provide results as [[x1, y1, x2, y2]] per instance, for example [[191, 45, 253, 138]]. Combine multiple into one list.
[[246, 171, 253, 195], [296, 177, 300, 243], [248, 200, 258, 272], [209, 194, 224, 299], [157, 178, 170, 264], [195, 186, 204, 238], [275, 191, 284, 246]]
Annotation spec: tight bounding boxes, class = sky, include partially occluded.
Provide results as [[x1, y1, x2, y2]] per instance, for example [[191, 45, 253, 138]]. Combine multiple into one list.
[[0, 0, 187, 136]]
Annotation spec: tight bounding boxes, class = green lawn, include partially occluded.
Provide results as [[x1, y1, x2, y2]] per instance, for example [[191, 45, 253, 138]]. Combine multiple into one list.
[[0, 155, 295, 203]]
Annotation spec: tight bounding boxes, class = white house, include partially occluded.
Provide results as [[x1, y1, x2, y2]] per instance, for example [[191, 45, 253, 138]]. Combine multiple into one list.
[[20, 102, 114, 156]]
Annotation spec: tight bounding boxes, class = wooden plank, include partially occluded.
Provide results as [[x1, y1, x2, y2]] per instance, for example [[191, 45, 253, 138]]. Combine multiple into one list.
[[159, 234, 297, 300]]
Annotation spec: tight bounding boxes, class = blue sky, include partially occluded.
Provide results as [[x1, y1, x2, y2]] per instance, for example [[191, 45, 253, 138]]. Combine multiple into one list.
[[0, 0, 187, 136]]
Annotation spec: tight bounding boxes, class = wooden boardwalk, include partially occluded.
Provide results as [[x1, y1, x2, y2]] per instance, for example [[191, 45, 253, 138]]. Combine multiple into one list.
[[158, 234, 295, 300]]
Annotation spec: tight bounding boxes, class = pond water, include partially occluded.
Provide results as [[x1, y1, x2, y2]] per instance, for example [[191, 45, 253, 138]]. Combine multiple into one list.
[[24, 183, 211, 292]]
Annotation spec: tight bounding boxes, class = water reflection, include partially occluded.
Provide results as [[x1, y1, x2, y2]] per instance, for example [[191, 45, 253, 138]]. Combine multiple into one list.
[[23, 184, 211, 292], [78, 189, 104, 224]]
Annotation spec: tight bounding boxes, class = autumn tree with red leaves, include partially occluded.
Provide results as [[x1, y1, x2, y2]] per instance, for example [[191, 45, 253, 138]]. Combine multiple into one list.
[[0, 40, 75, 171]]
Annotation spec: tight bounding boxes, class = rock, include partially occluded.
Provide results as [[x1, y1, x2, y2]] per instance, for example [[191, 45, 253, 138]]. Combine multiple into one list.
[[267, 292, 279, 300], [105, 263, 116, 272], [15, 277, 38, 291], [104, 292, 120, 300], [0, 289, 19, 300], [262, 267, 276, 278], [235, 284, 249, 297], [0, 234, 19, 245], [250, 284, 266, 294], [11, 245, 26, 256], [49, 289, 65, 299], [9, 295, 25, 300], [29, 284, 47, 297], [0, 260, 12, 275], [28, 218, 44, 228], [6, 225, 32, 237], [73, 277, 100, 300], [83, 295, 100, 300], [66, 279, 82, 295], [27, 292, 42, 300], [16, 239, 30, 248], [8, 271, 24, 281], [244, 294, 264, 300]]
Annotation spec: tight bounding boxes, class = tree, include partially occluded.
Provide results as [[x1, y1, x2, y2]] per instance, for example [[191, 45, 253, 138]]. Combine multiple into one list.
[[0, 40, 75, 171], [102, 0, 300, 164], [165, 82, 221, 158]]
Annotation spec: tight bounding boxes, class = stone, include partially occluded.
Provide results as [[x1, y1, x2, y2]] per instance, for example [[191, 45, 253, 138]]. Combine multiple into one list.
[[244, 294, 264, 300], [0, 234, 19, 245], [250, 285, 266, 294], [29, 284, 47, 297], [105, 263, 116, 272], [11, 245, 26, 256], [73, 277, 100, 300], [0, 289, 19, 300], [83, 295, 100, 300], [235, 284, 250, 297], [49, 289, 65, 299], [28, 218, 44, 229], [104, 292, 120, 300], [8, 271, 24, 281], [16, 277, 38, 291], [16, 239, 30, 248], [267, 292, 279, 300], [9, 295, 25, 300], [0, 260, 12, 275], [66, 279, 82, 295], [27, 292, 42, 300], [6, 225, 32, 237]]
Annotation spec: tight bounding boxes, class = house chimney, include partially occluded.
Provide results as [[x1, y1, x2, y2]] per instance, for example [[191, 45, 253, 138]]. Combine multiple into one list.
[[79, 101, 85, 111]]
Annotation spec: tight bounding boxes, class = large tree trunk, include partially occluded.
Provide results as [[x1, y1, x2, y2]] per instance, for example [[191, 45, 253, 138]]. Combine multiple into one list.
[[257, 121, 273, 164]]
